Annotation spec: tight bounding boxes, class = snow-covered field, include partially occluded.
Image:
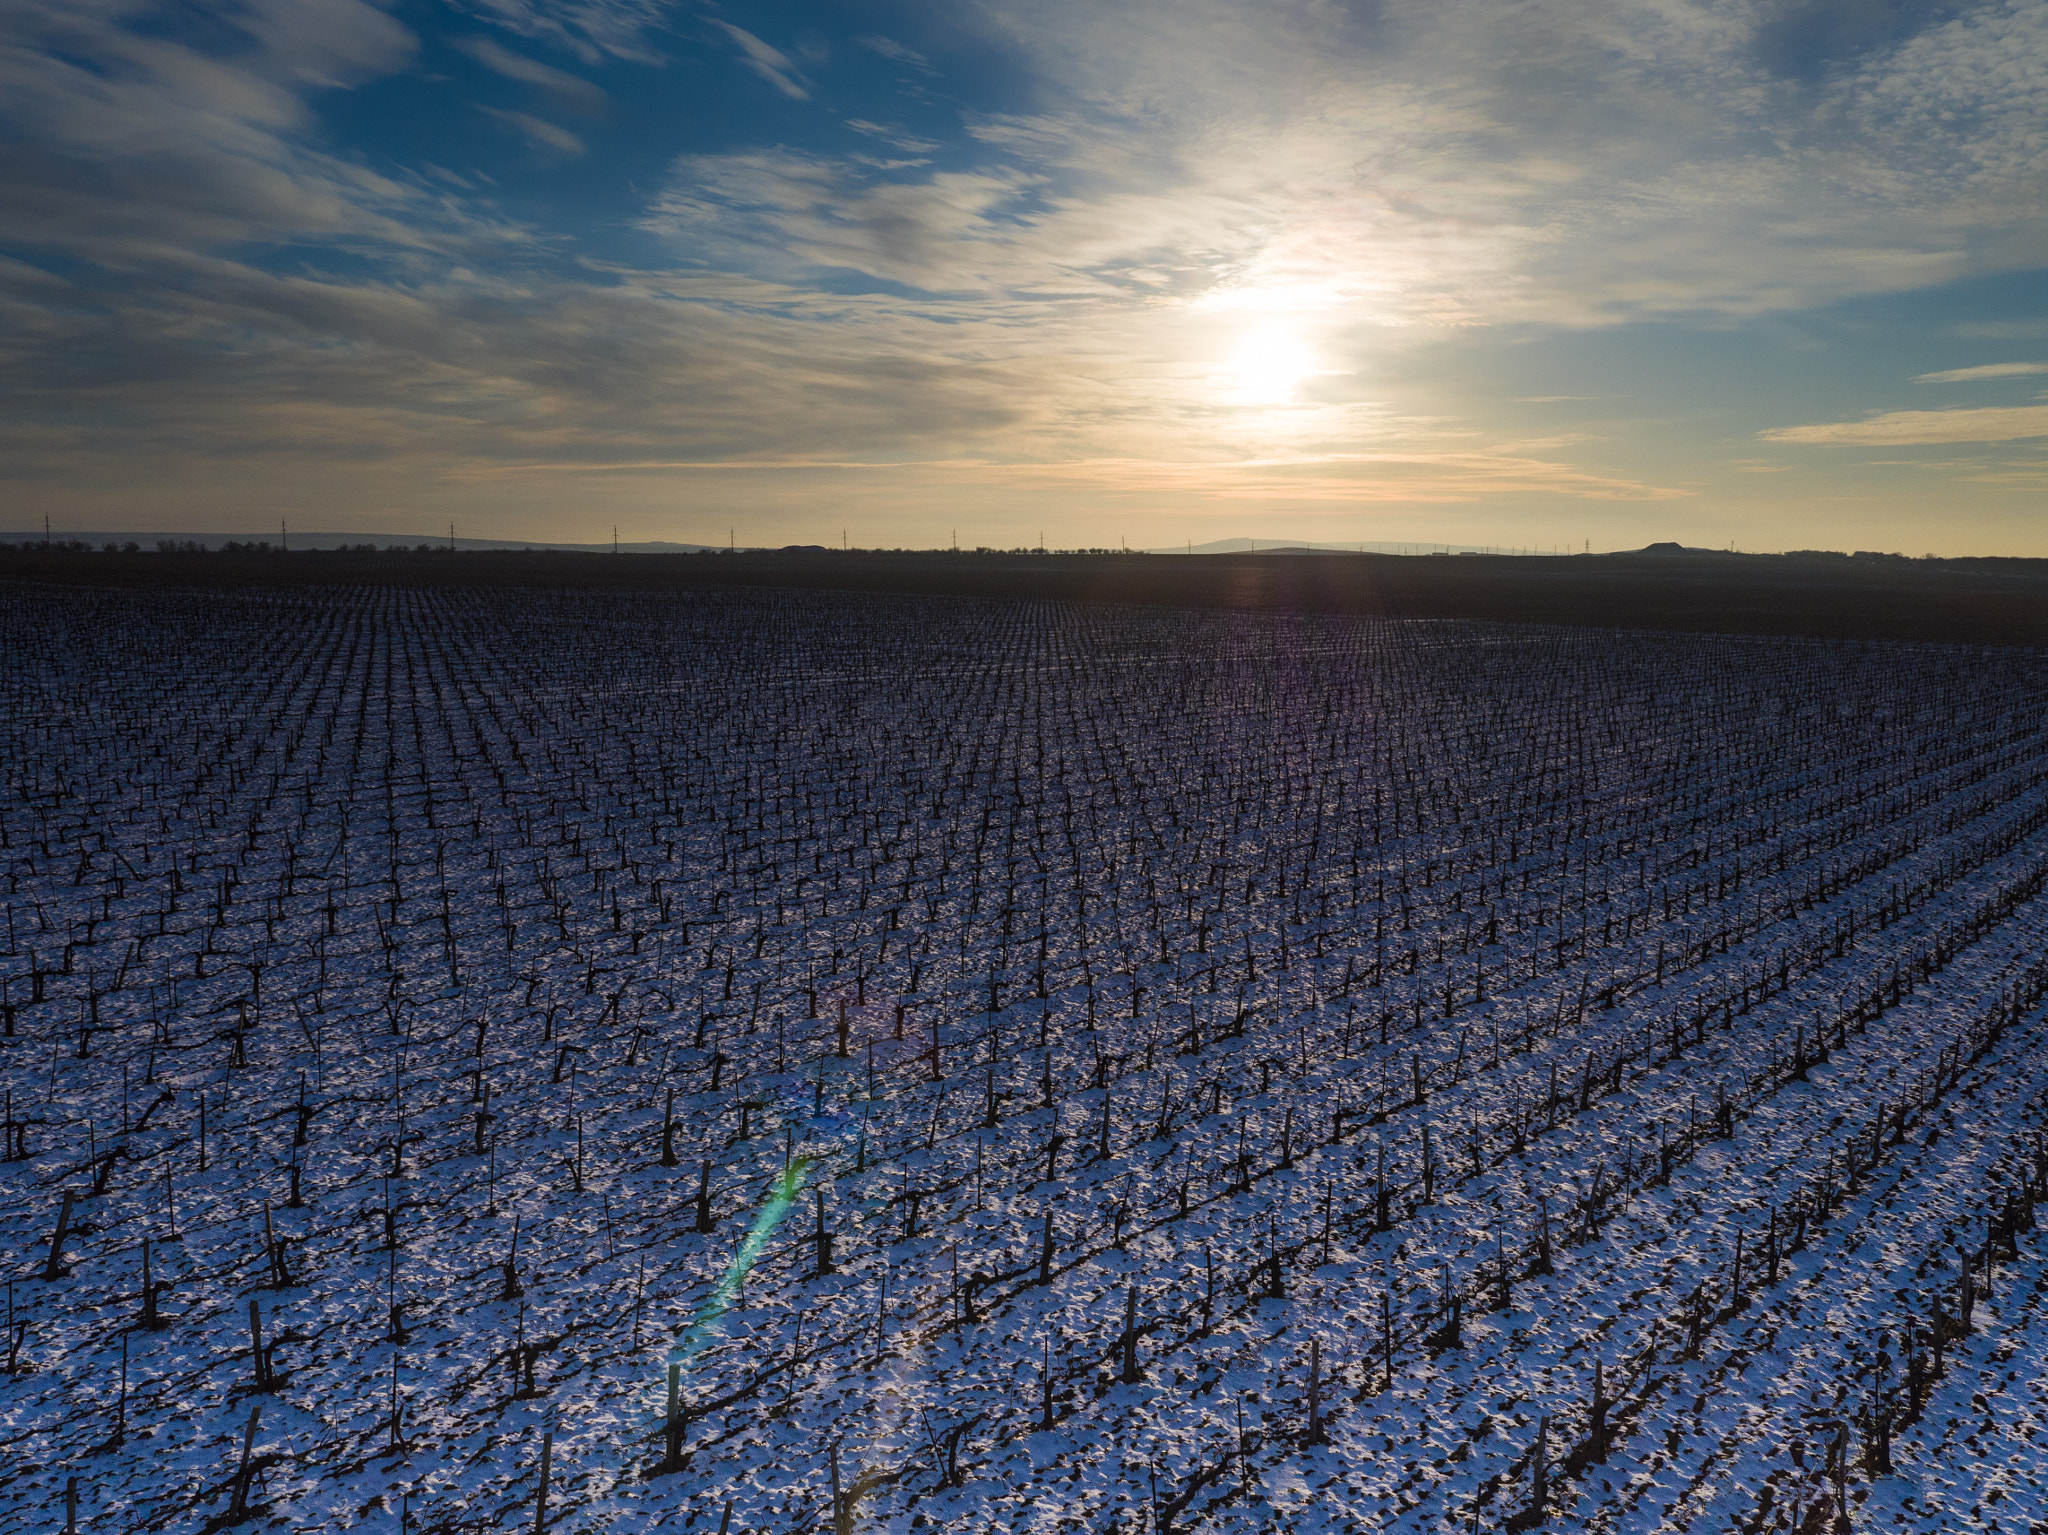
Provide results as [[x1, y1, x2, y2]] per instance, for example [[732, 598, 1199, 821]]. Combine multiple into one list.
[[3, 580, 2045, 1534]]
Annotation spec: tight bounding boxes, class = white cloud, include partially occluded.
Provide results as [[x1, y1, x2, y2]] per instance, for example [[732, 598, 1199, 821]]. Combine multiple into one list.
[[1760, 407, 2048, 445], [1003, 451, 1688, 504], [845, 120, 943, 155], [710, 21, 808, 101], [1954, 319, 2048, 339], [1914, 362, 2048, 383], [644, 151, 1046, 292], [859, 35, 931, 71], [454, 37, 607, 111], [1104, 4, 2041, 323], [0, 0, 499, 264], [12, 0, 2048, 535], [444, 0, 677, 65], [477, 106, 586, 157], [639, 0, 2048, 339]]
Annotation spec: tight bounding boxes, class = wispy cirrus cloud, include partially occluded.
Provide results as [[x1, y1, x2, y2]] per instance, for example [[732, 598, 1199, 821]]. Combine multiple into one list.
[[7, 0, 2048, 546], [1914, 362, 2048, 383], [1012, 452, 1688, 504], [1761, 407, 2048, 446], [477, 105, 586, 156], [443, 0, 679, 65], [859, 35, 931, 71], [710, 21, 809, 101], [455, 35, 608, 111], [447, 447, 1687, 508], [0, 0, 525, 266], [845, 119, 942, 155], [642, 150, 1047, 291], [642, 0, 2048, 338]]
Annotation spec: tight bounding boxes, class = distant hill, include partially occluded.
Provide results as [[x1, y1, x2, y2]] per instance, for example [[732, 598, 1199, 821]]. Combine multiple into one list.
[[1146, 537, 1541, 556], [10, 544, 2048, 645], [0, 531, 727, 553]]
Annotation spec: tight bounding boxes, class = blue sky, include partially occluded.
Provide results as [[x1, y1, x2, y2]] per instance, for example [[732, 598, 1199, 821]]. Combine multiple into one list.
[[6, 0, 2048, 552]]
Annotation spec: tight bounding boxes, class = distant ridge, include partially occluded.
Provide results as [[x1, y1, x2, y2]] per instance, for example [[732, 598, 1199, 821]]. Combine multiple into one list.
[[7, 544, 2048, 644], [1145, 537, 1563, 556], [2, 532, 1567, 557], [0, 531, 725, 553], [6, 533, 2041, 571]]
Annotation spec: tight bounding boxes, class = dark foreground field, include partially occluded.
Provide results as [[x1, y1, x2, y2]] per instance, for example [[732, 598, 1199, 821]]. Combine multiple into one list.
[[4, 574, 2048, 1533], [6, 545, 2048, 645]]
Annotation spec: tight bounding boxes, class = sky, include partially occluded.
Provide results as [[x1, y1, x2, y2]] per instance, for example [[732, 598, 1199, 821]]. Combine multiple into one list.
[[5, 0, 2048, 554]]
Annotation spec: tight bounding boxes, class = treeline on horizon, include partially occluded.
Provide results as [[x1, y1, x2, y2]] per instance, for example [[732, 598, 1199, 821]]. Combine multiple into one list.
[[5, 537, 2046, 568], [3, 538, 2046, 648]]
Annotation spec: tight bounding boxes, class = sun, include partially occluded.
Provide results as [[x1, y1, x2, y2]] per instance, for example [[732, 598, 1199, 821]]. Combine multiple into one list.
[[1226, 322, 1317, 404]]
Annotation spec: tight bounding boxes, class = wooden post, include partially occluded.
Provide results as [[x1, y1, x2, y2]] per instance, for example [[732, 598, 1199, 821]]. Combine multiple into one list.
[[141, 1239, 160, 1328], [228, 1402, 261, 1518], [1237, 1394, 1252, 1495], [1829, 1421, 1848, 1518], [1305, 1337, 1325, 1445], [264, 1201, 290, 1288], [1120, 1286, 1139, 1383], [249, 1298, 270, 1391], [114, 1331, 128, 1446], [534, 1428, 553, 1534], [43, 1192, 73, 1281], [662, 1360, 683, 1472]]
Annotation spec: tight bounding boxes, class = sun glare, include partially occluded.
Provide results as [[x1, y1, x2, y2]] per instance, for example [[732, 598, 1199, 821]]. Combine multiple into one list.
[[1227, 323, 1317, 404]]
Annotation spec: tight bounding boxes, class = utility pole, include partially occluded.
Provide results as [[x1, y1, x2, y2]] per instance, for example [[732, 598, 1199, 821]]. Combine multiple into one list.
[[43, 515, 50, 551], [281, 519, 288, 552], [449, 522, 456, 553], [613, 526, 619, 556]]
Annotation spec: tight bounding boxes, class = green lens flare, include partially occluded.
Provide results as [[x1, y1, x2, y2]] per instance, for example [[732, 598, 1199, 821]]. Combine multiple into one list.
[[671, 1156, 810, 1367]]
